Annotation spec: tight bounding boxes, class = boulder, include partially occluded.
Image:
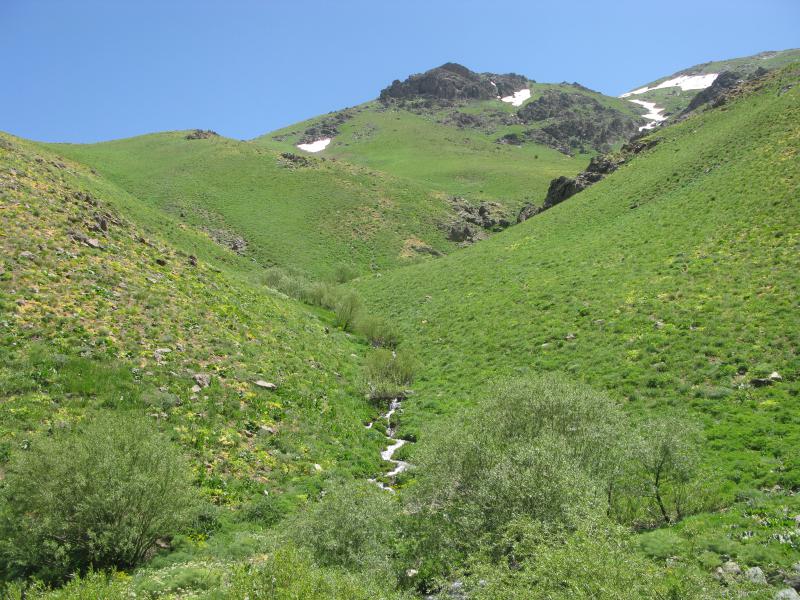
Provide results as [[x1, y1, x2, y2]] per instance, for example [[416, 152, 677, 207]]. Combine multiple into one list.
[[193, 373, 212, 388], [745, 566, 767, 585], [776, 589, 800, 600], [253, 380, 277, 390], [721, 561, 741, 576]]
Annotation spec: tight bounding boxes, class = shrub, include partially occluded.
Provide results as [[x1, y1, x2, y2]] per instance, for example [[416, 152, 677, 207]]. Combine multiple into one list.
[[331, 262, 360, 284], [289, 481, 397, 573], [333, 291, 363, 331], [0, 413, 197, 584], [364, 348, 417, 400], [354, 314, 399, 348], [402, 375, 629, 578], [300, 280, 341, 309]]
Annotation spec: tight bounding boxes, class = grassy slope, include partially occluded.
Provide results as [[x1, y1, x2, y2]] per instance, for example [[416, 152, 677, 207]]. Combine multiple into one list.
[[355, 66, 800, 567], [42, 133, 455, 279], [255, 82, 643, 204], [0, 131, 392, 511], [624, 47, 800, 115]]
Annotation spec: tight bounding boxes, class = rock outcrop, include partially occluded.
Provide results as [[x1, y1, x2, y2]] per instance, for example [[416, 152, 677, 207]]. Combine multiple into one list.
[[517, 139, 658, 222], [185, 129, 219, 140], [510, 89, 641, 154], [380, 63, 529, 104], [442, 197, 512, 245]]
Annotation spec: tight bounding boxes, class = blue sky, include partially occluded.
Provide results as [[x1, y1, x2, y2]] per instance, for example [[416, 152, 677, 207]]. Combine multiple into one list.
[[2, 0, 798, 142]]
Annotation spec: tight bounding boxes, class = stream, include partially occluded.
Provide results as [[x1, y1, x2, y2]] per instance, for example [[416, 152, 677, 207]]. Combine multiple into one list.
[[366, 398, 410, 492]]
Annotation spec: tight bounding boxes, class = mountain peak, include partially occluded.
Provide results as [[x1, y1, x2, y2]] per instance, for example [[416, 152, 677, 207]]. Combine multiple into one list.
[[379, 63, 530, 102]]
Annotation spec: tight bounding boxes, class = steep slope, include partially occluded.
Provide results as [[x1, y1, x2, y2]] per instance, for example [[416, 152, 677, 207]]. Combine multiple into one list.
[[355, 65, 800, 569], [0, 132, 393, 512], [255, 63, 646, 205], [620, 47, 800, 125], [42, 132, 457, 278]]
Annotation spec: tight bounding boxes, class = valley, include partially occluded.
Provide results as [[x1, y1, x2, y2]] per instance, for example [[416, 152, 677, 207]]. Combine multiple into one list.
[[1, 45, 799, 599]]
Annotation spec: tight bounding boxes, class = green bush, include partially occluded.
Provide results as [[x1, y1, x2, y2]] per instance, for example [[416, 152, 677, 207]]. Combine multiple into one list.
[[355, 314, 400, 348], [401, 375, 629, 578], [333, 291, 364, 331], [331, 262, 360, 284], [0, 413, 197, 584], [289, 481, 397, 573], [364, 348, 417, 400]]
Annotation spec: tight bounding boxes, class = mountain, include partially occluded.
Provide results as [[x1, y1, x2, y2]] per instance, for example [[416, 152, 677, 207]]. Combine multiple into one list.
[[2, 54, 800, 598], [255, 63, 646, 203], [618, 48, 800, 126], [44, 63, 647, 280], [354, 63, 800, 573]]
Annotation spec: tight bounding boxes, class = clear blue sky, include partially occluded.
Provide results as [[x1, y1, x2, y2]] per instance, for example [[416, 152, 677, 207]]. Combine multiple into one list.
[[2, 0, 798, 142]]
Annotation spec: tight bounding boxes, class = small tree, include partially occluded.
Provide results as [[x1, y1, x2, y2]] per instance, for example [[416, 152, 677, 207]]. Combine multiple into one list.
[[0, 413, 196, 583], [633, 417, 701, 524]]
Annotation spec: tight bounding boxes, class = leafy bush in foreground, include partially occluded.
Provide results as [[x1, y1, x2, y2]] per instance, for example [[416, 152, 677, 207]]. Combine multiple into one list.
[[0, 413, 196, 584]]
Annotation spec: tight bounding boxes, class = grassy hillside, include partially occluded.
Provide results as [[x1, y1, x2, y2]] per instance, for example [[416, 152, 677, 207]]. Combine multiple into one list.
[[355, 65, 800, 572], [42, 132, 457, 279], [621, 47, 800, 115], [256, 79, 644, 205], [0, 131, 419, 593]]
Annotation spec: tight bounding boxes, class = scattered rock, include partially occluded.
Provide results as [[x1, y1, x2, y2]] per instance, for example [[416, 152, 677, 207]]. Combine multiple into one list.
[[259, 425, 277, 435], [280, 152, 312, 167], [313, 463, 322, 472], [188, 255, 198, 266], [775, 589, 800, 600], [153, 348, 172, 362], [751, 372, 781, 387], [565, 332, 577, 341], [18, 251, 36, 260], [193, 373, 212, 388], [722, 561, 742, 576], [253, 380, 277, 390], [745, 566, 767, 585], [191, 384, 202, 393]]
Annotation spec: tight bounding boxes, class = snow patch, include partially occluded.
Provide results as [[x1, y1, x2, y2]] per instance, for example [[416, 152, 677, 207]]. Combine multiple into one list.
[[297, 138, 331, 153], [629, 99, 667, 131], [501, 88, 531, 107], [620, 73, 718, 97]]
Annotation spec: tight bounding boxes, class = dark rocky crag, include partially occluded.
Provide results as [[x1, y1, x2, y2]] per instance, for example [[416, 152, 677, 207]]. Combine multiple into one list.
[[518, 139, 658, 222], [380, 63, 530, 103], [504, 89, 641, 154], [442, 197, 512, 245]]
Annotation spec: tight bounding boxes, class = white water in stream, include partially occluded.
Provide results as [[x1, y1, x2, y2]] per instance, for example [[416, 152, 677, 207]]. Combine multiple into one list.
[[366, 398, 410, 492]]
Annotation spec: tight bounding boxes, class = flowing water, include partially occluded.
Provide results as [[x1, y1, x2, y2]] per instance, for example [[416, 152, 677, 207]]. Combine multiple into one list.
[[366, 398, 410, 491]]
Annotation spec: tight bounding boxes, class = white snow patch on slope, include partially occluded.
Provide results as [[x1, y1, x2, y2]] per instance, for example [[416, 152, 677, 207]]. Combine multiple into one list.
[[297, 138, 331, 153], [501, 88, 531, 107], [620, 73, 718, 97], [629, 99, 667, 131]]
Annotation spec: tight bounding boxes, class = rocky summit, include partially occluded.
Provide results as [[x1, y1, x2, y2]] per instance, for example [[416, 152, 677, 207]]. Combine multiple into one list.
[[380, 62, 529, 102]]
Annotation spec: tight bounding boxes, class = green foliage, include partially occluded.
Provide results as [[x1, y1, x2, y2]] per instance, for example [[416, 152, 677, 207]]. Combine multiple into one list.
[[355, 66, 800, 570], [333, 291, 364, 331], [0, 413, 197, 584], [354, 313, 400, 348], [364, 347, 417, 400], [402, 375, 626, 577], [331, 262, 360, 284], [289, 481, 398, 573], [461, 517, 724, 600], [631, 417, 702, 524]]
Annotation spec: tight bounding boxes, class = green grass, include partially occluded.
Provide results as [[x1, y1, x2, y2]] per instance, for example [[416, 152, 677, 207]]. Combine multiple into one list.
[[354, 64, 800, 572], [257, 99, 585, 204], [0, 131, 396, 511], [41, 132, 457, 278], [257, 81, 642, 203]]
